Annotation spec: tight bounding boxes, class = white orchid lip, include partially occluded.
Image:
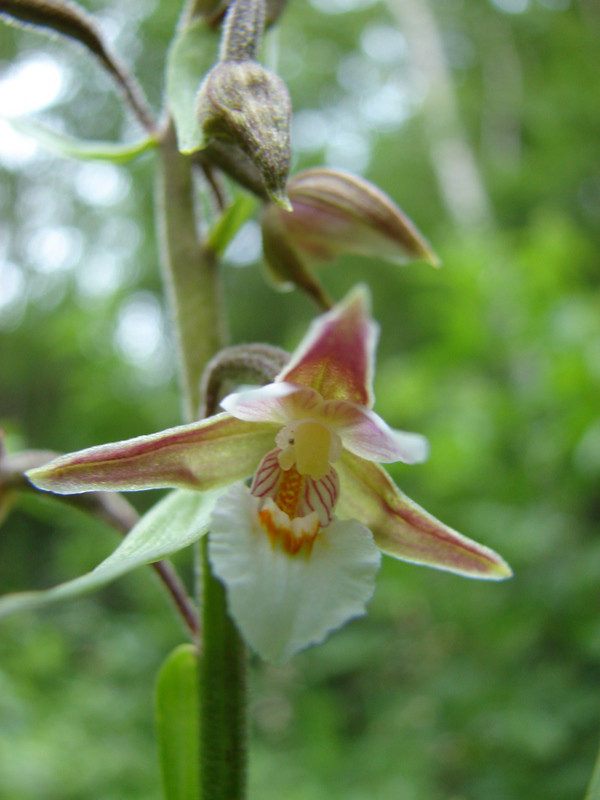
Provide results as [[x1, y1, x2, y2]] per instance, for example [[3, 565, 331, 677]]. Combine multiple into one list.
[[209, 483, 381, 664]]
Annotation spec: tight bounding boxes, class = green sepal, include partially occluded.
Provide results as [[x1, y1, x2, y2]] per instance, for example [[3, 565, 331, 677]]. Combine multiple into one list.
[[207, 192, 257, 257], [0, 488, 220, 619], [6, 116, 157, 162], [155, 644, 200, 800], [165, 18, 218, 154]]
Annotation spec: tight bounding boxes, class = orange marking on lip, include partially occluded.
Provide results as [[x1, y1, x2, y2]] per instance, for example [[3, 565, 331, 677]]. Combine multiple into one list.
[[258, 507, 319, 557]]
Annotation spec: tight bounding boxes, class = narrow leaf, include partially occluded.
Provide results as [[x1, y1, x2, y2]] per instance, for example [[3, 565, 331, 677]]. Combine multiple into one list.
[[7, 117, 157, 162], [0, 488, 220, 619], [155, 644, 200, 800], [207, 192, 256, 256], [166, 17, 218, 154]]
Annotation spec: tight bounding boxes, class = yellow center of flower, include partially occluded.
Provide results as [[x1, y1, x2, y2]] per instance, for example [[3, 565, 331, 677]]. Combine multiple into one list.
[[294, 420, 332, 478]]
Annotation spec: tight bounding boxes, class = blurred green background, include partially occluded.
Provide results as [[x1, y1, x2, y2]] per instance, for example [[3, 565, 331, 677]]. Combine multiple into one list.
[[1, 0, 599, 798]]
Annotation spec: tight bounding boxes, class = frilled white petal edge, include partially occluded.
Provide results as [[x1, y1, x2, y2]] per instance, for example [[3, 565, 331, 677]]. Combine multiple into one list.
[[209, 483, 381, 664]]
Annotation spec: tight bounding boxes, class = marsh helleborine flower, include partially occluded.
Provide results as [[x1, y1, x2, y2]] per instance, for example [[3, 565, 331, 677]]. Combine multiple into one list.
[[28, 287, 511, 663], [261, 168, 440, 299]]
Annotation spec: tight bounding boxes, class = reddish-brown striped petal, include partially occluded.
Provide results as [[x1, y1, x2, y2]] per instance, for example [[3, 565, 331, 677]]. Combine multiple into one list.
[[276, 285, 376, 407], [27, 413, 275, 494]]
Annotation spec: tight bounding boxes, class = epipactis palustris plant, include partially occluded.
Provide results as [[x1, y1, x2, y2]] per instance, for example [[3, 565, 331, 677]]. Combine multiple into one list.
[[28, 286, 511, 663]]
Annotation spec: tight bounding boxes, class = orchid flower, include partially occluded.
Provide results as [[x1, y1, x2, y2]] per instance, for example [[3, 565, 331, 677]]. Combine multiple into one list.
[[28, 286, 511, 663], [260, 167, 439, 308]]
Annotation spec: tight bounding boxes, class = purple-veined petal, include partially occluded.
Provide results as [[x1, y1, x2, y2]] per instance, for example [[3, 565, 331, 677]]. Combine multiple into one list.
[[276, 285, 377, 407], [221, 382, 322, 424], [318, 399, 429, 464], [250, 449, 340, 526], [209, 483, 381, 663], [337, 453, 512, 580], [27, 413, 275, 495]]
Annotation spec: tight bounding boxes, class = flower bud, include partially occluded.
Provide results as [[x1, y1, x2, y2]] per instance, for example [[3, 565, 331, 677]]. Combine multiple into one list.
[[264, 167, 440, 266], [196, 0, 292, 205], [196, 59, 292, 207], [261, 207, 333, 309]]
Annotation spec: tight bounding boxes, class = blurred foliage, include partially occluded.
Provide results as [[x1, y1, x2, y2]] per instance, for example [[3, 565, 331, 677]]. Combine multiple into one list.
[[1, 0, 599, 798]]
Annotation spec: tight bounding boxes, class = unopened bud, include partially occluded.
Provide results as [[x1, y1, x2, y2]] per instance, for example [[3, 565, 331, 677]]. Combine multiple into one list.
[[196, 0, 292, 204], [265, 0, 289, 27], [199, 343, 290, 417], [196, 59, 292, 206], [267, 167, 440, 266]]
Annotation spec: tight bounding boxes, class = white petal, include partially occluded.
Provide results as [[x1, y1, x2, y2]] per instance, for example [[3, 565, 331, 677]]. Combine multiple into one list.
[[320, 400, 429, 464], [340, 409, 429, 464], [208, 484, 381, 663], [220, 382, 294, 423]]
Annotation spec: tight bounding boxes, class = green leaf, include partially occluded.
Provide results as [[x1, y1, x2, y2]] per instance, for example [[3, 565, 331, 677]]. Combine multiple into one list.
[[166, 18, 218, 154], [207, 192, 257, 256], [0, 488, 220, 619], [156, 644, 200, 800], [6, 117, 157, 162]]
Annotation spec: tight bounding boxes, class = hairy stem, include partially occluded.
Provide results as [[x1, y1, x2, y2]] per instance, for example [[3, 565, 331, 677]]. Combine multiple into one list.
[[199, 538, 247, 799], [156, 119, 225, 420], [219, 0, 266, 62], [156, 111, 247, 799]]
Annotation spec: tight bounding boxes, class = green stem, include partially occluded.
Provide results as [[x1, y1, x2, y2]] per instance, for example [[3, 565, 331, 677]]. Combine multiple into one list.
[[200, 538, 247, 799], [156, 119, 225, 420], [156, 116, 247, 799]]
